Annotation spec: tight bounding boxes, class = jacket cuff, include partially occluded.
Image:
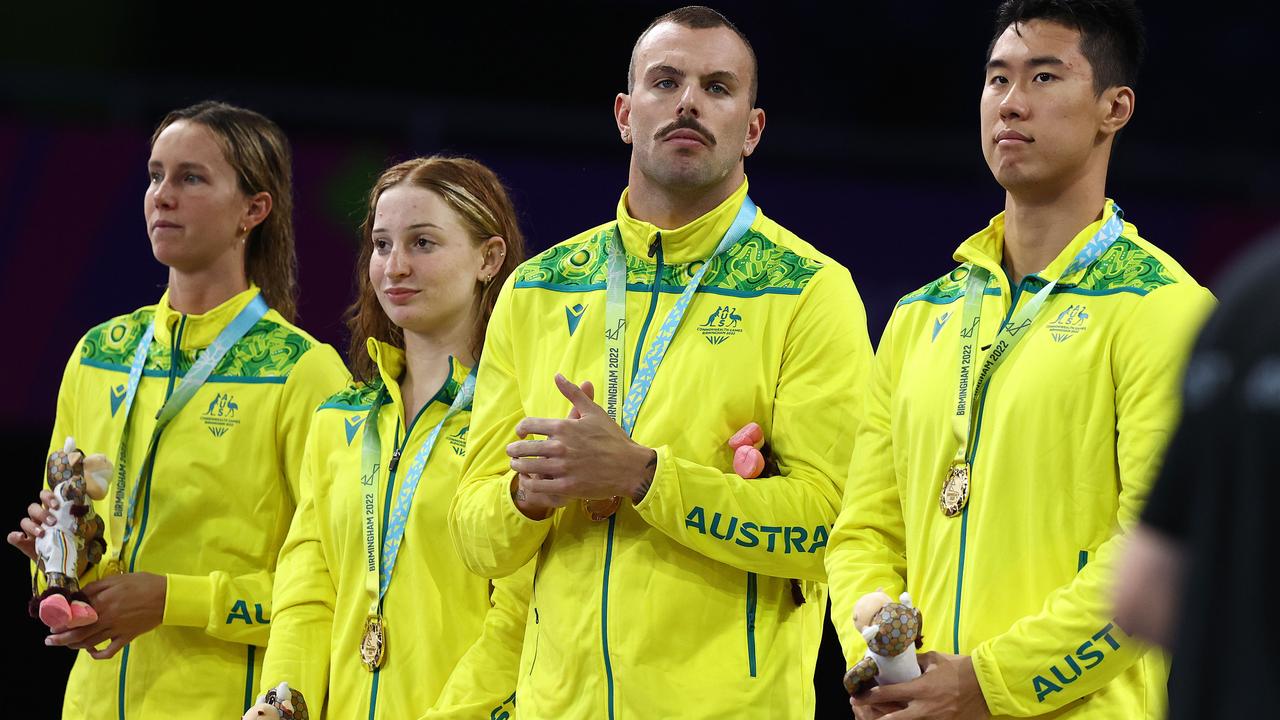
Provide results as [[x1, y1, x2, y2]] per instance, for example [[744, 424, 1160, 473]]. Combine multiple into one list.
[[163, 573, 212, 628], [970, 641, 1011, 716], [631, 444, 671, 516]]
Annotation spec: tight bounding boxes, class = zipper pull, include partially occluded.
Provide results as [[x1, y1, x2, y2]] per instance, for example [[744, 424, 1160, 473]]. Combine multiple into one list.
[[388, 447, 403, 473], [648, 233, 661, 258]]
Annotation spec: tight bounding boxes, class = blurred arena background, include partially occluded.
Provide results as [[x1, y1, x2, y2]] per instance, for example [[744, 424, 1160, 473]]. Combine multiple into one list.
[[2, 1, 1277, 716]]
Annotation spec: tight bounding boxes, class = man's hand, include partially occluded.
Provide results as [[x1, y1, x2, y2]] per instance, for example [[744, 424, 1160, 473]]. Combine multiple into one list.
[[45, 572, 167, 659], [507, 374, 656, 506], [852, 653, 990, 720]]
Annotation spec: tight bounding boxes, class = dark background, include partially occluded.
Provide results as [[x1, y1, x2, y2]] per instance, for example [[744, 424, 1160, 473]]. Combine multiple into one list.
[[2, 1, 1277, 717]]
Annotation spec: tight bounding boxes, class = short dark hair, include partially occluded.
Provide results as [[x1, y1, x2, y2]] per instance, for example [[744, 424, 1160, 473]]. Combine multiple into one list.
[[988, 0, 1146, 94], [628, 5, 758, 106]]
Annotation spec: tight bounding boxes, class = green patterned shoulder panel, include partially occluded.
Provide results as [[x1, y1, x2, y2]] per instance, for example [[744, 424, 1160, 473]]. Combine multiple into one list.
[[319, 380, 382, 411], [683, 230, 823, 294], [898, 266, 974, 307], [514, 232, 610, 288], [514, 228, 823, 295], [80, 308, 157, 369], [1072, 236, 1176, 294], [79, 311, 314, 381], [213, 319, 315, 378]]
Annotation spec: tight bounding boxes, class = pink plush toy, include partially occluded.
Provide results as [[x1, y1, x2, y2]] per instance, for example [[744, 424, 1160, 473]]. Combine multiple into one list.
[[32, 437, 110, 629], [728, 422, 766, 478]]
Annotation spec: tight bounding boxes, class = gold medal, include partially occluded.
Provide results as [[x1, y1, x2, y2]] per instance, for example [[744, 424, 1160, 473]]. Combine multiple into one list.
[[582, 496, 621, 522], [102, 558, 123, 577], [360, 615, 386, 671], [940, 463, 970, 517]]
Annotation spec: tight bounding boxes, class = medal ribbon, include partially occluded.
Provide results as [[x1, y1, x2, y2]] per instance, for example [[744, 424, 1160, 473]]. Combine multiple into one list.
[[360, 369, 475, 618], [110, 294, 269, 563], [951, 204, 1126, 469], [605, 196, 757, 435]]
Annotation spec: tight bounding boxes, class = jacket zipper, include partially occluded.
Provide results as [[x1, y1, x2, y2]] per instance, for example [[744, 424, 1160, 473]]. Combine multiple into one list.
[[601, 233, 664, 719], [368, 394, 434, 719], [746, 572, 758, 677], [952, 277, 1026, 654], [119, 313, 186, 720]]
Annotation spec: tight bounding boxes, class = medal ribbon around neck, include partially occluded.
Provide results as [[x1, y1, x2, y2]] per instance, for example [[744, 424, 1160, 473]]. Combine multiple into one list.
[[584, 196, 757, 520], [945, 204, 1125, 516], [360, 369, 475, 619], [110, 294, 269, 562]]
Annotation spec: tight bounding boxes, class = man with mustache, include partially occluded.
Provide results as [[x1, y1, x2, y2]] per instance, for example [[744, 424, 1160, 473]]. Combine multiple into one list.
[[825, 1, 1214, 719], [449, 5, 872, 719]]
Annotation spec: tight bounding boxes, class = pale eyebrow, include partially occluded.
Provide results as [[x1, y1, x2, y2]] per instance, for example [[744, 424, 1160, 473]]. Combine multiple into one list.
[[371, 222, 444, 234], [147, 160, 213, 173], [644, 64, 685, 82], [703, 70, 741, 87]]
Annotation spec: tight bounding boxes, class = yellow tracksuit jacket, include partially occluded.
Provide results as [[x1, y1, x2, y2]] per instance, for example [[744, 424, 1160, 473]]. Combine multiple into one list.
[[825, 201, 1215, 718], [262, 340, 530, 719], [44, 285, 349, 719], [449, 180, 874, 719]]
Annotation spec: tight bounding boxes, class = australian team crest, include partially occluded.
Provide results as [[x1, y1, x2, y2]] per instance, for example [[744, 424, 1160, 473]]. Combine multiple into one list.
[[698, 305, 744, 345], [448, 425, 468, 456], [1047, 304, 1090, 343], [201, 392, 242, 437]]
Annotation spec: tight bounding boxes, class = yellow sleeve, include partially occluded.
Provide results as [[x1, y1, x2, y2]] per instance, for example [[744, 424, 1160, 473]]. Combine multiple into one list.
[[420, 559, 533, 720], [824, 310, 909, 666], [162, 345, 349, 648], [450, 277, 553, 579], [631, 267, 873, 582], [971, 282, 1215, 715], [258, 417, 335, 704]]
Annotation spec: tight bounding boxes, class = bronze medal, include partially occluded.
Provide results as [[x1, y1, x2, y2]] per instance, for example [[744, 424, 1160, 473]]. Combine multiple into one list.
[[582, 496, 621, 522], [940, 463, 970, 517], [360, 615, 386, 671]]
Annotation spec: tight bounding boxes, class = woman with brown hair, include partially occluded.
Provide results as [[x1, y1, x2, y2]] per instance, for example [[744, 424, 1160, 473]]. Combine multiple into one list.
[[7, 100, 350, 718], [255, 156, 531, 719]]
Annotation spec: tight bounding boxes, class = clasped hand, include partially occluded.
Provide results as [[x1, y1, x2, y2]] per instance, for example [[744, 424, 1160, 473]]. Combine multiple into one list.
[[507, 374, 656, 518]]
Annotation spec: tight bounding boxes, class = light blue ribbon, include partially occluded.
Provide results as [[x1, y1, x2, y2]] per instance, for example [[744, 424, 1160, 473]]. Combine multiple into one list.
[[609, 196, 757, 436], [361, 370, 474, 601], [111, 294, 269, 559]]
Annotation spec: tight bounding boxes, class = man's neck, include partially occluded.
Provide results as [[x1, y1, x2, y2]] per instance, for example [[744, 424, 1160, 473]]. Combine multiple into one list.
[[1002, 176, 1107, 287], [166, 255, 249, 316], [625, 164, 744, 230]]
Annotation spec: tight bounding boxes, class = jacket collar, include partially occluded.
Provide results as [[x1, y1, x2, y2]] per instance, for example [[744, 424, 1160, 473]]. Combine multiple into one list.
[[152, 284, 263, 349], [365, 337, 470, 414], [954, 198, 1135, 287], [615, 179, 751, 265]]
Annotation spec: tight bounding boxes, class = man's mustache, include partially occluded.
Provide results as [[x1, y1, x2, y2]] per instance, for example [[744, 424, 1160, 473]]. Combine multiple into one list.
[[654, 117, 717, 146]]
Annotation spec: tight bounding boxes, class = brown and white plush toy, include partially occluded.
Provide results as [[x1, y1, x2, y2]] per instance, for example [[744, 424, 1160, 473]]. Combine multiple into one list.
[[242, 682, 309, 720], [843, 590, 925, 696], [31, 437, 109, 629]]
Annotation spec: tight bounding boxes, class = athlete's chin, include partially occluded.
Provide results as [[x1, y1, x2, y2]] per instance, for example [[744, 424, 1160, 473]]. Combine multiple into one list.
[[151, 241, 210, 274]]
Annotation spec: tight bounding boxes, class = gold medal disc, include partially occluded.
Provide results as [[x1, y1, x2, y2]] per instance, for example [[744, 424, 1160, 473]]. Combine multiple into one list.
[[582, 496, 621, 522], [360, 615, 386, 671], [940, 463, 970, 517]]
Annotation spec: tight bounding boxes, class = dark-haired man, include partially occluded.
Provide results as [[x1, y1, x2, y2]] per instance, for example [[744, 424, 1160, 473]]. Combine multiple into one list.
[[450, 5, 872, 719], [826, 1, 1213, 718]]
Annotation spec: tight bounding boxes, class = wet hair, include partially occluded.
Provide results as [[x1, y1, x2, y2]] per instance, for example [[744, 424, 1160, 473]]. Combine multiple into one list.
[[988, 0, 1146, 94], [152, 101, 298, 321], [345, 156, 526, 382], [628, 5, 758, 105]]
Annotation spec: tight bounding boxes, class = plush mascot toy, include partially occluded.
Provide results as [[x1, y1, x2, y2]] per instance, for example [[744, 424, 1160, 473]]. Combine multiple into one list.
[[31, 437, 109, 629], [242, 682, 310, 720], [843, 590, 924, 695]]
